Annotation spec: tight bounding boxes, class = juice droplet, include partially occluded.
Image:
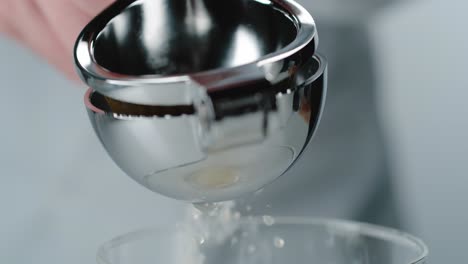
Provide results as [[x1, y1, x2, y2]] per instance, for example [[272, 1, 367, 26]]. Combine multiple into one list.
[[193, 202, 219, 214], [274, 237, 285, 248], [192, 210, 201, 220], [262, 215, 275, 226], [233, 211, 241, 220]]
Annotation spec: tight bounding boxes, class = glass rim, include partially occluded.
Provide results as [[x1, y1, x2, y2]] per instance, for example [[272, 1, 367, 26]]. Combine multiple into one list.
[[97, 217, 428, 264]]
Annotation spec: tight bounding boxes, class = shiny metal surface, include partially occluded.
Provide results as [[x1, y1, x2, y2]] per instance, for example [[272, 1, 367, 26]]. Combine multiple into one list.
[[75, 0, 318, 105], [85, 55, 326, 202], [77, 0, 326, 202]]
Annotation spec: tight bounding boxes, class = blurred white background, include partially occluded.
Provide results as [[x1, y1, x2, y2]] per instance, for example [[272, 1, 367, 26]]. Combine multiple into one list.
[[370, 0, 468, 262], [0, 0, 466, 263]]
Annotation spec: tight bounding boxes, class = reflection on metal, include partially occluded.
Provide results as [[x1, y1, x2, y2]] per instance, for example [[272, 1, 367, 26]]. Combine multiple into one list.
[[76, 0, 327, 202]]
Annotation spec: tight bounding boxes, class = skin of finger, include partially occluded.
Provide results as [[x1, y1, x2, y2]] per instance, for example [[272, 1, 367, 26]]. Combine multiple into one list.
[[35, 0, 92, 62], [36, 0, 113, 51], [0, 0, 14, 24], [0, 0, 82, 80], [0, 1, 27, 39], [6, 0, 76, 77], [1, 0, 111, 80], [73, 0, 114, 17], [0, 14, 16, 37]]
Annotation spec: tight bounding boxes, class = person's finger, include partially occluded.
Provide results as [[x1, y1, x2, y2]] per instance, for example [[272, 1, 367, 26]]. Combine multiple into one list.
[[0, 16, 16, 38], [35, 0, 97, 80], [0, 1, 25, 40], [8, 0, 76, 79], [73, 0, 114, 18]]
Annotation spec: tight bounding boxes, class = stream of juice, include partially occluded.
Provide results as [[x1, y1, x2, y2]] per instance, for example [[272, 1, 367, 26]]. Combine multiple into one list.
[[173, 201, 285, 264]]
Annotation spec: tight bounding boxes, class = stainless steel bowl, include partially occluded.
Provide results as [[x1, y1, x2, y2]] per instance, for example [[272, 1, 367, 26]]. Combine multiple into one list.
[[75, 0, 318, 105], [77, 0, 327, 202], [85, 55, 326, 202]]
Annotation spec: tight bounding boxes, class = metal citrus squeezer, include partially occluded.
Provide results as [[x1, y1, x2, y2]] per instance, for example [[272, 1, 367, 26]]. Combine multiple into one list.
[[74, 0, 327, 202]]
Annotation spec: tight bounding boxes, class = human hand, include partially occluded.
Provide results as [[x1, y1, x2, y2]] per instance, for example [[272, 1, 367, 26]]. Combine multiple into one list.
[[0, 0, 113, 80]]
